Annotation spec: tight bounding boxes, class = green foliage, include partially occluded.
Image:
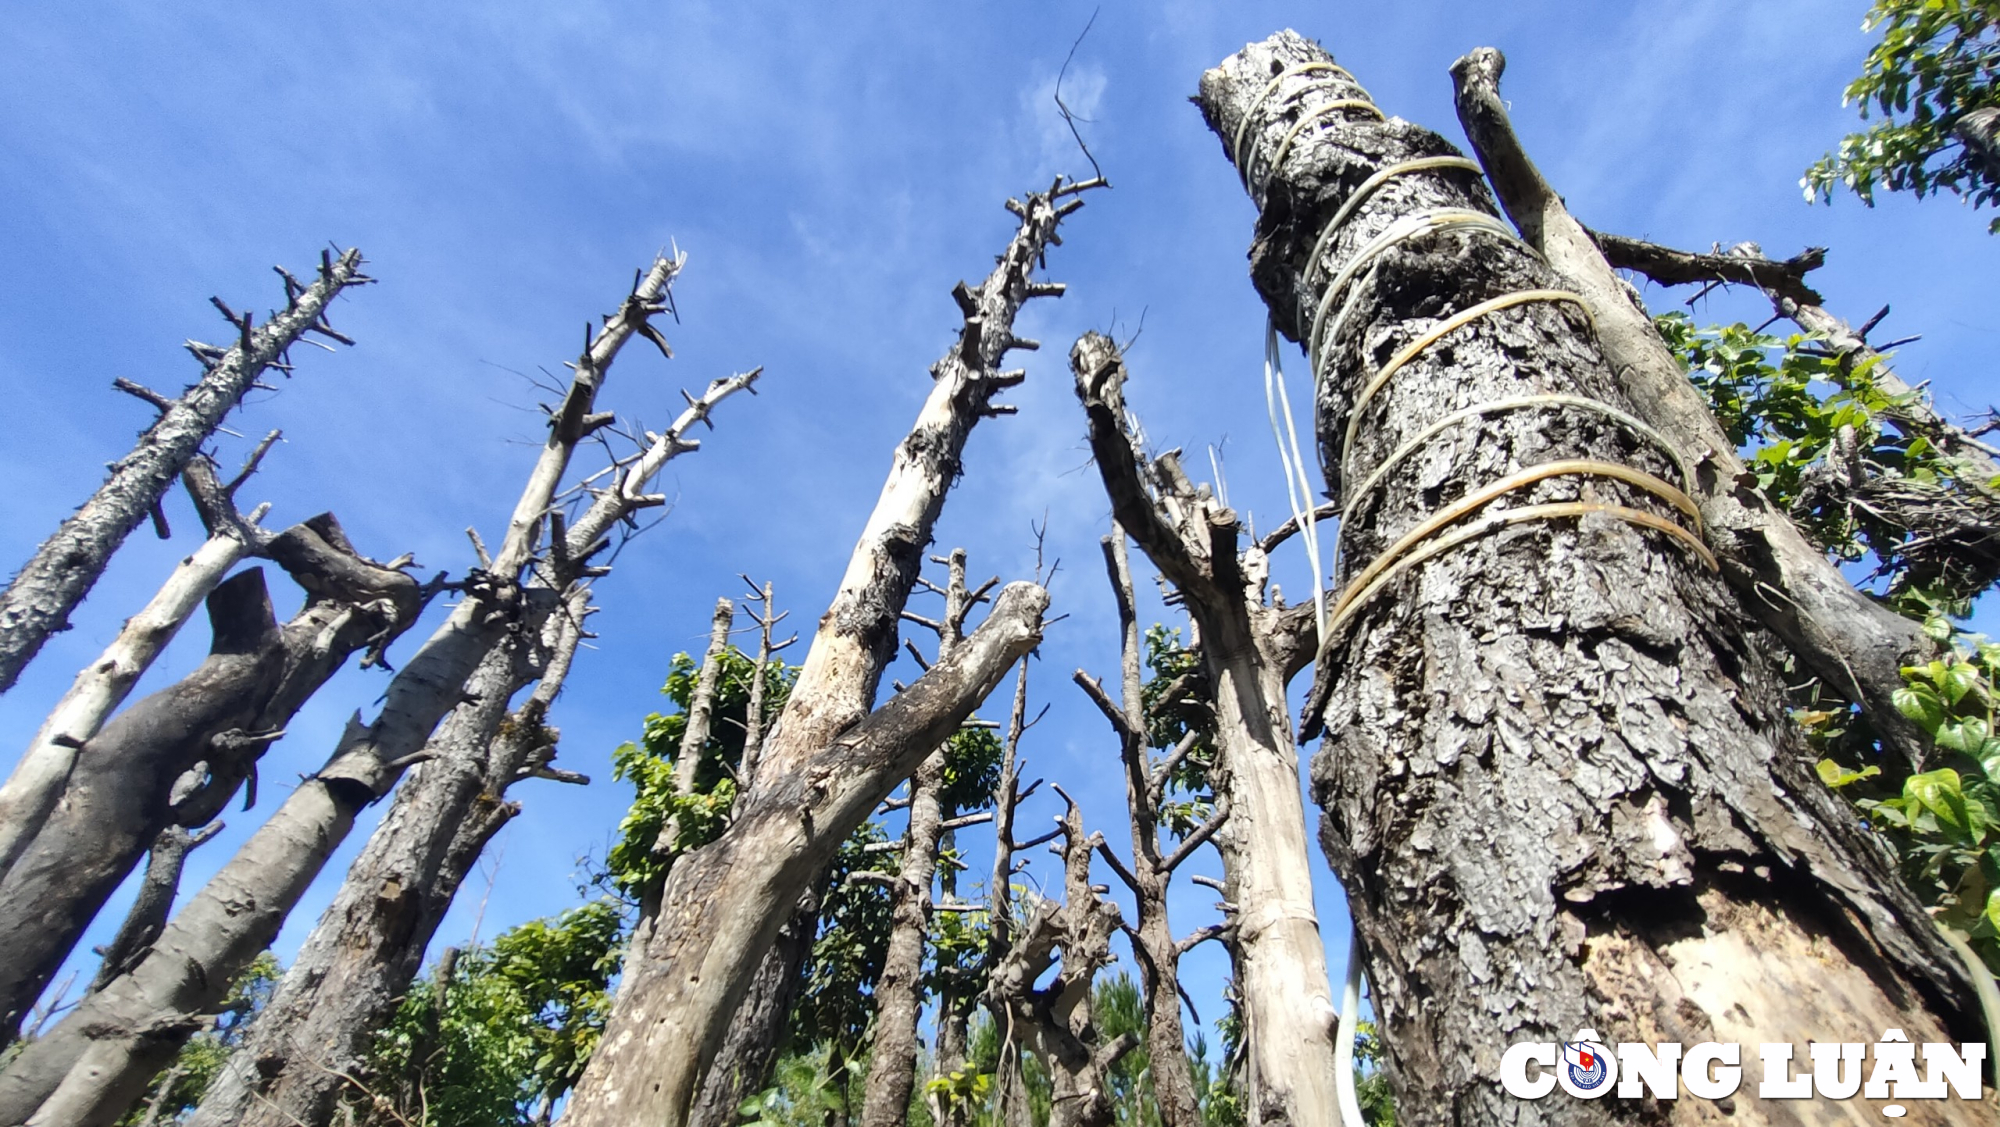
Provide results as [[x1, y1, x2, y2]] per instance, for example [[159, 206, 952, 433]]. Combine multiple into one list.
[[1142, 626, 1222, 838], [116, 953, 284, 1125], [1091, 973, 1157, 1127], [1805, 0, 2000, 231], [1352, 1020, 1395, 1127], [792, 823, 899, 1057], [360, 899, 624, 1126], [605, 646, 796, 898], [1658, 312, 1996, 598], [736, 1044, 868, 1127], [938, 725, 1004, 819], [1185, 1032, 1243, 1127]]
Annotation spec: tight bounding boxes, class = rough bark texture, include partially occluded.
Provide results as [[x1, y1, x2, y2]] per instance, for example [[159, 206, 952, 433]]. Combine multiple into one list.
[[1956, 106, 2000, 185], [184, 591, 591, 1127], [0, 511, 253, 877], [1198, 31, 1986, 1124], [861, 550, 979, 1127], [1072, 334, 1336, 1127], [985, 795, 1135, 1127], [0, 249, 368, 695], [562, 177, 1094, 1127], [685, 891, 821, 1127], [0, 570, 283, 1042], [0, 256, 731, 1127], [1441, 48, 1941, 769], [87, 821, 222, 994]]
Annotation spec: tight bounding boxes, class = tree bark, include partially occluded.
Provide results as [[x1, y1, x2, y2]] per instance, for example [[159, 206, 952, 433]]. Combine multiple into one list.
[[1439, 47, 1942, 768], [1071, 335, 1336, 1127], [1198, 31, 1986, 1123], [87, 821, 223, 994], [0, 256, 736, 1127], [183, 589, 592, 1127], [861, 549, 979, 1127], [0, 502, 255, 877], [984, 793, 1135, 1127], [649, 596, 735, 890], [0, 495, 425, 1049], [1075, 530, 1204, 1127], [560, 176, 1096, 1127], [0, 249, 368, 695], [686, 890, 822, 1127], [0, 569, 283, 1044], [1956, 106, 2000, 186]]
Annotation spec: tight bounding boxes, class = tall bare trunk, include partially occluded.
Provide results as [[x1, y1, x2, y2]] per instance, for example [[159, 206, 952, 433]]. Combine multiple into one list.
[[1435, 49, 1944, 767], [1199, 31, 1984, 1122], [0, 482, 259, 877], [1072, 530, 1207, 1127], [183, 589, 592, 1127], [686, 890, 822, 1127], [0, 249, 368, 695], [861, 549, 983, 1127], [0, 256, 744, 1127], [1071, 334, 1332, 1126], [561, 177, 1096, 1127]]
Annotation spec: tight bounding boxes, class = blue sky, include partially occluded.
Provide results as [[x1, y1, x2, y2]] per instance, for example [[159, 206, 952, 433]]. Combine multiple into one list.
[[2, 0, 1995, 1048]]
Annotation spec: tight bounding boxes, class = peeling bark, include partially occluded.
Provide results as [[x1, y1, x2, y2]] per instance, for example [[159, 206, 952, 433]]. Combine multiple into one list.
[[0, 249, 368, 695], [562, 178, 1094, 1127], [1197, 31, 1986, 1123], [1072, 334, 1337, 1127]]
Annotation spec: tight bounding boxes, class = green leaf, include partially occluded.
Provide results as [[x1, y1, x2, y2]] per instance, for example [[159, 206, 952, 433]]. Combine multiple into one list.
[[1926, 615, 1957, 643], [1817, 759, 1883, 789], [1943, 663, 1982, 705], [1895, 683, 1948, 732]]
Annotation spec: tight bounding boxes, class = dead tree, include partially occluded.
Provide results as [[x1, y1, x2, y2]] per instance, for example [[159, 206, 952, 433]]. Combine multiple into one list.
[[982, 659, 1041, 1127], [1071, 530, 1225, 1127], [561, 175, 1100, 1127], [0, 249, 368, 695], [1070, 335, 1334, 1125], [1421, 49, 1944, 768], [687, 579, 805, 1127], [1197, 31, 1982, 1121], [0, 440, 277, 878], [0, 254, 754, 1127], [984, 789, 1134, 1127], [646, 595, 736, 907], [86, 822, 224, 994], [182, 586, 595, 1127], [0, 462, 426, 1048], [859, 547, 996, 1127]]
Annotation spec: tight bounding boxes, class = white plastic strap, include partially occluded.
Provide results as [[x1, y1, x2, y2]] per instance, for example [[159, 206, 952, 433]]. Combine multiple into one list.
[[1299, 157, 1488, 325], [1230, 61, 1369, 186]]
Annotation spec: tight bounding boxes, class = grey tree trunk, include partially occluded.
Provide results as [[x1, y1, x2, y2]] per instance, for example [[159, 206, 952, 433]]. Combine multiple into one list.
[[1199, 31, 1985, 1123], [0, 491, 425, 1050], [183, 589, 592, 1127], [0, 257, 746, 1127], [1436, 49, 1944, 769], [0, 249, 368, 695], [686, 890, 822, 1127], [1071, 336, 1334, 1127], [560, 177, 1097, 1127], [984, 794, 1135, 1127], [649, 596, 735, 893], [860, 549, 982, 1127], [0, 477, 260, 878], [1073, 530, 1207, 1127], [87, 821, 224, 994], [1956, 106, 2000, 185]]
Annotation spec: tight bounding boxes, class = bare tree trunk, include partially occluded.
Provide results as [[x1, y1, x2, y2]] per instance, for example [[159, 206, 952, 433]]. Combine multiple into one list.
[[1430, 49, 1944, 768], [1071, 336, 1333, 1126], [0, 488, 425, 1049], [985, 793, 1135, 1127], [0, 257, 744, 1127], [1073, 530, 1205, 1127], [686, 890, 822, 1127], [183, 589, 592, 1127], [860, 549, 983, 1127], [648, 596, 735, 895], [0, 489, 258, 877], [1199, 31, 1985, 1123], [1957, 106, 2000, 184], [0, 249, 368, 695], [561, 176, 1098, 1127], [734, 581, 792, 787], [87, 821, 224, 994]]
